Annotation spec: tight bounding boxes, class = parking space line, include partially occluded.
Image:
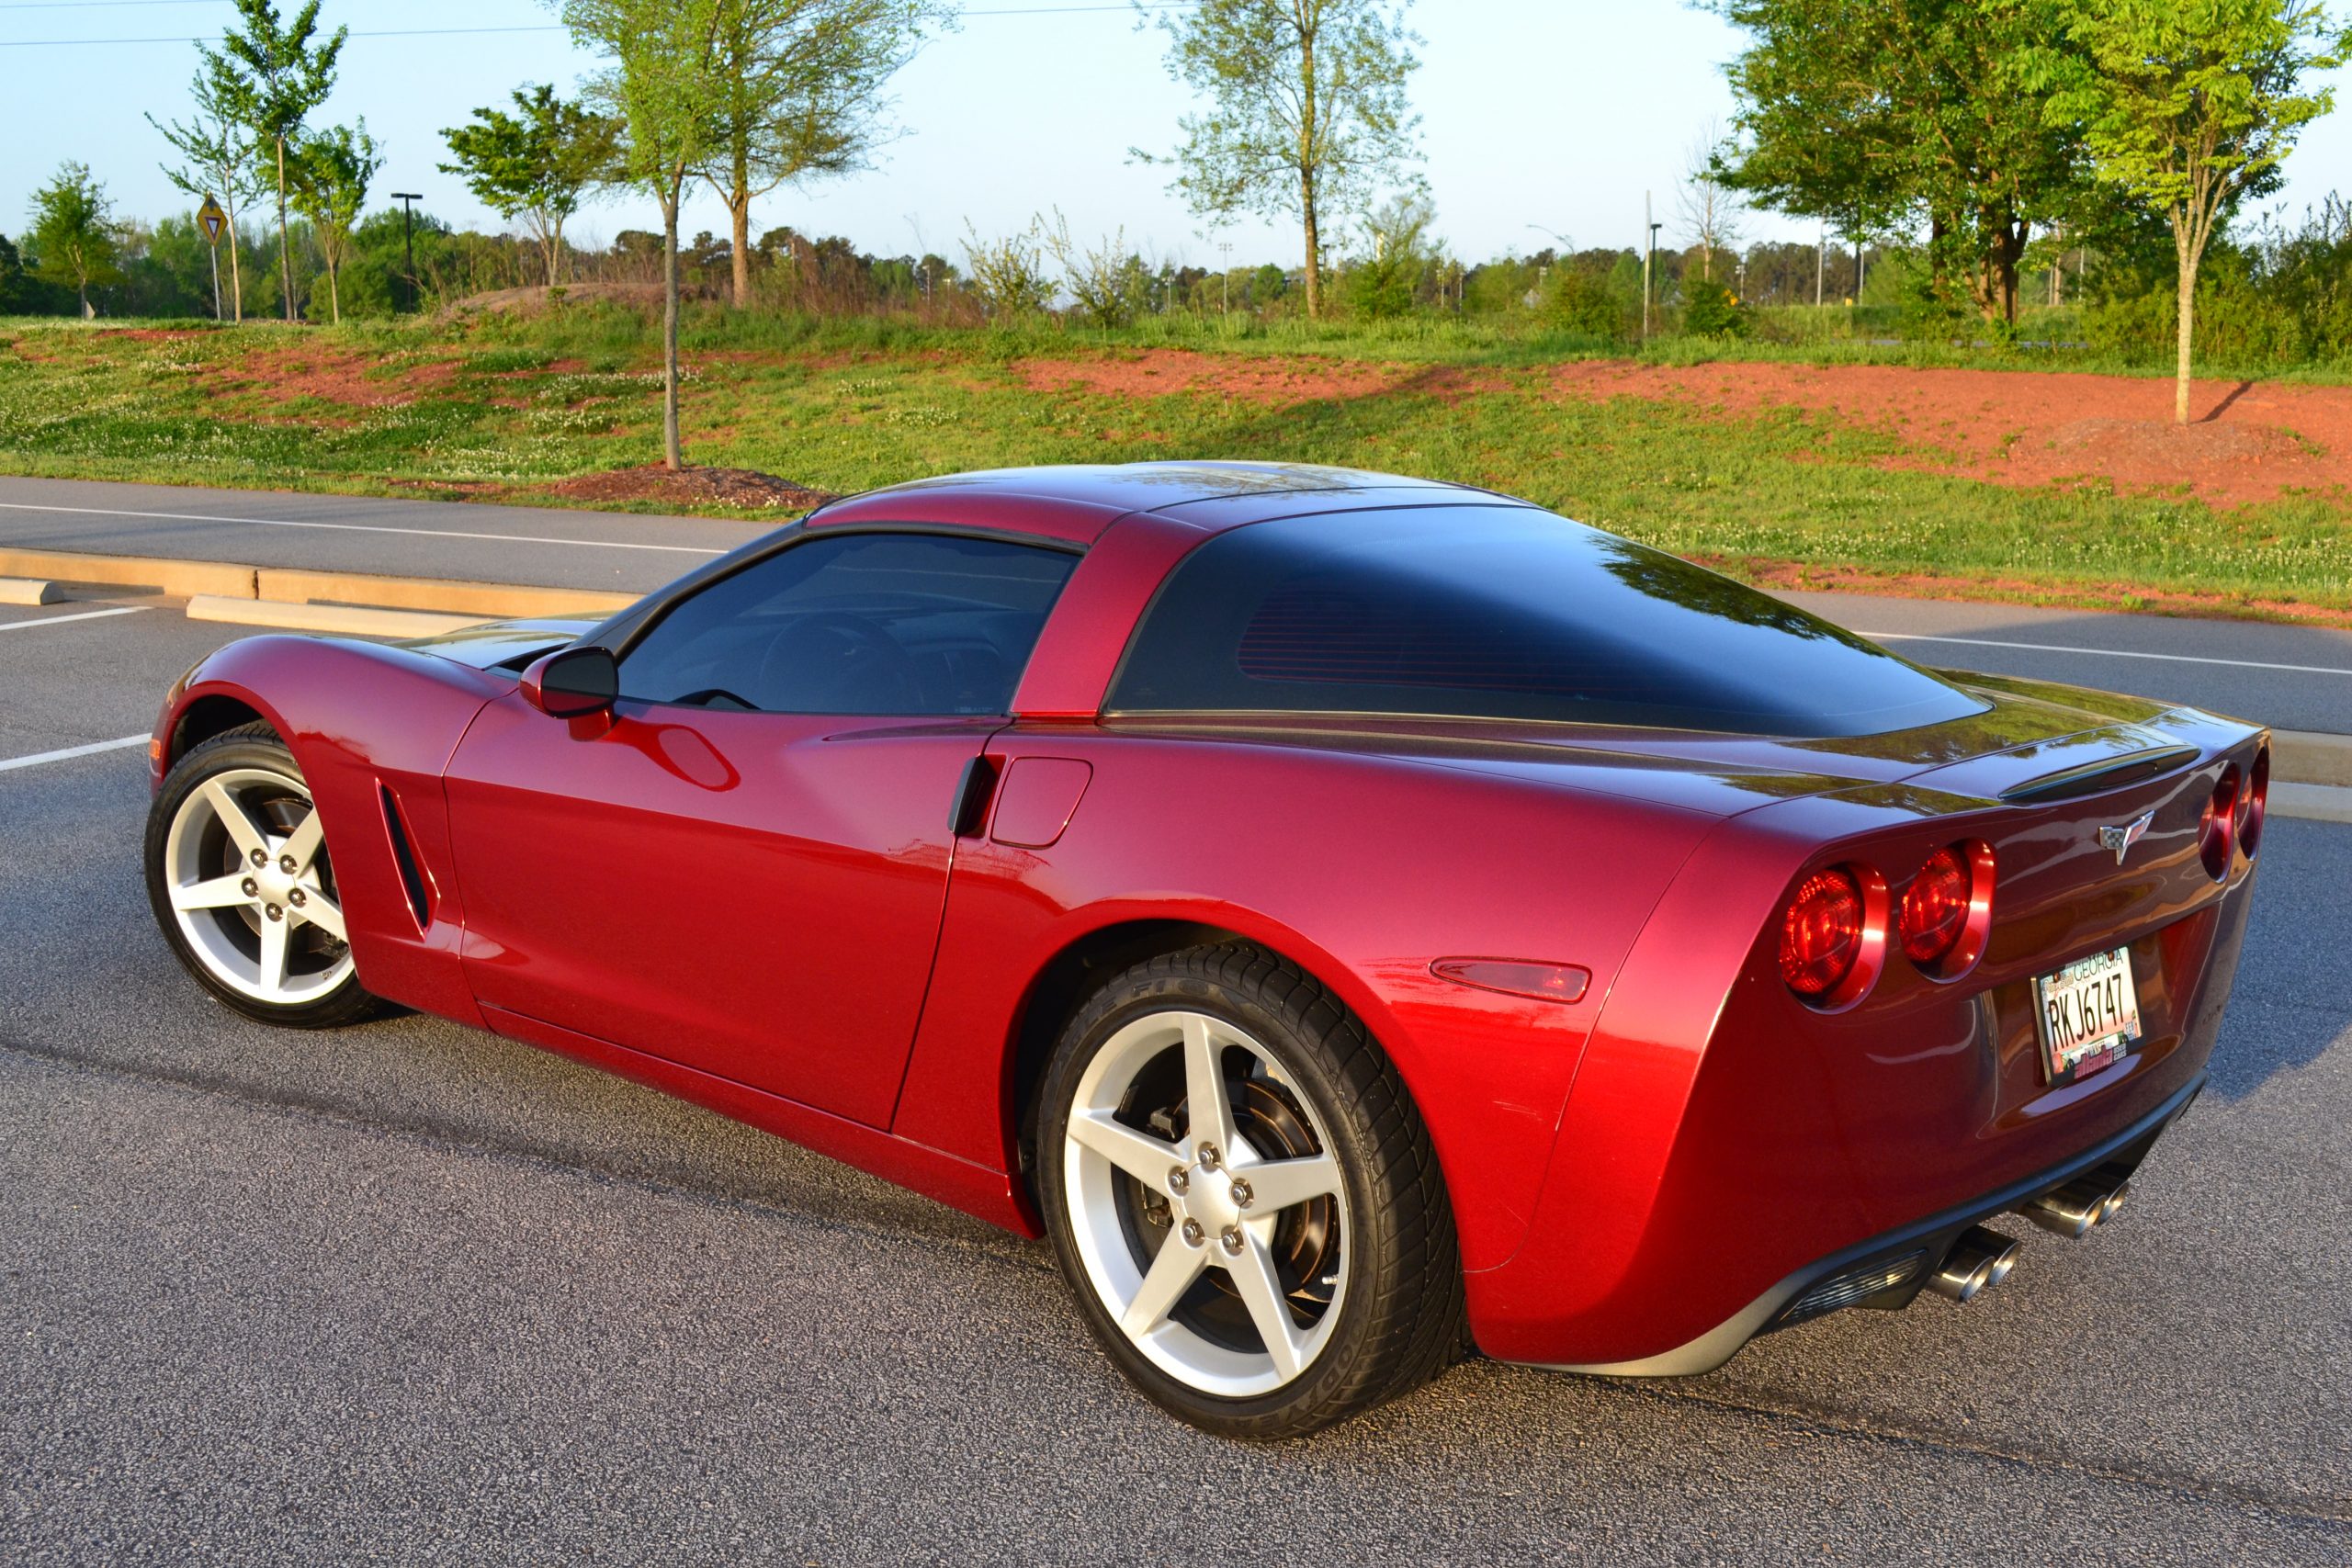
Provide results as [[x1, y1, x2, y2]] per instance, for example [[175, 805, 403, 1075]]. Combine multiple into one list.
[[1861, 630, 2352, 678], [0, 605, 148, 633], [0, 501, 726, 557], [0, 735, 148, 773]]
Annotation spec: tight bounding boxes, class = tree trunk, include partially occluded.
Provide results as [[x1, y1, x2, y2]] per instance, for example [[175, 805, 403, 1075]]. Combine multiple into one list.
[[1298, 20, 1320, 321], [276, 136, 294, 324], [327, 258, 341, 325], [2175, 249, 2198, 427], [226, 210, 243, 324], [730, 192, 752, 310], [729, 134, 753, 309], [662, 185, 685, 472], [1301, 175, 1321, 321]]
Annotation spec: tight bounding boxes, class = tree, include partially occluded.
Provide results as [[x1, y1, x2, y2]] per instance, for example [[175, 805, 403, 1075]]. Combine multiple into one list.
[[696, 0, 944, 309], [149, 49, 261, 322], [441, 85, 618, 287], [209, 0, 346, 324], [25, 163, 125, 318], [1138, 0, 1423, 319], [2047, 0, 2347, 423], [960, 220, 1053, 321], [291, 121, 381, 324], [1678, 120, 1747, 283], [559, 0, 731, 471], [1040, 209, 1151, 331], [1715, 0, 2098, 323]]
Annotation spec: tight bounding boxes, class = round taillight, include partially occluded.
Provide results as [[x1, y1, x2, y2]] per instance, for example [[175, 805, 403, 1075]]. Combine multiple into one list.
[[1781, 869, 1865, 998], [2199, 765, 2241, 881], [1900, 847, 1973, 964], [2239, 748, 2269, 860]]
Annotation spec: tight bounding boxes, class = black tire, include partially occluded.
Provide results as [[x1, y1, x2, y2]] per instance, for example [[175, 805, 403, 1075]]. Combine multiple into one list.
[[1036, 942, 1464, 1438], [143, 723, 384, 1030]]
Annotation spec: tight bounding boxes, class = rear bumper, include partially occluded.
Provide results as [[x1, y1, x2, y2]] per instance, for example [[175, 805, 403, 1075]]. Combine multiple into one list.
[[1522, 1071, 2203, 1376]]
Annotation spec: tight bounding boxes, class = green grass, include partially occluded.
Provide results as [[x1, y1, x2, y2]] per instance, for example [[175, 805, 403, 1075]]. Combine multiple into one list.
[[4, 308, 2350, 618]]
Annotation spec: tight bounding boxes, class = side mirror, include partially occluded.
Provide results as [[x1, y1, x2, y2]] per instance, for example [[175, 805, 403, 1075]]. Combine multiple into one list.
[[521, 646, 619, 718]]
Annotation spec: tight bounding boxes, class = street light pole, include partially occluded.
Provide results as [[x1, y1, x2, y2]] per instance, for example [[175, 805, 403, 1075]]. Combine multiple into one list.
[[390, 192, 423, 314], [1642, 192, 1652, 341]]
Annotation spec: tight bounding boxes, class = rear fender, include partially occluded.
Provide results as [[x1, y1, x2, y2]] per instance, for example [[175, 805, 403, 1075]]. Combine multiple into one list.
[[889, 729, 1720, 1270]]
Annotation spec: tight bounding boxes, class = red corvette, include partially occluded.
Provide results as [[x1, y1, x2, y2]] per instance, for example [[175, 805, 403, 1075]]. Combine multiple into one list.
[[143, 463, 2265, 1437]]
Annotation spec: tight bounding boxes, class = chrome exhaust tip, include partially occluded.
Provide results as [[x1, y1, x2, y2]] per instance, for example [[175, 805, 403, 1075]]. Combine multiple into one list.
[[1928, 1225, 2022, 1303], [2021, 1175, 2132, 1238]]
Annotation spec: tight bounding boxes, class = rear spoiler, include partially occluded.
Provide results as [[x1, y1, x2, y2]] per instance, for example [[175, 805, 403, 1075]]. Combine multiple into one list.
[[1997, 746, 2200, 805]]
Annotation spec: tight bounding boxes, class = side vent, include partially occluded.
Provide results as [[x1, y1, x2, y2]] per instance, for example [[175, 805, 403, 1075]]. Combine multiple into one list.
[[379, 785, 435, 931]]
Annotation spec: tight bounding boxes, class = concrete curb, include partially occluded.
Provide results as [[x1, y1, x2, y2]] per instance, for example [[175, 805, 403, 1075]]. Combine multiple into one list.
[[0, 547, 636, 621], [186, 595, 491, 637], [2274, 730, 2352, 789], [0, 578, 65, 605], [2271, 783, 2352, 826]]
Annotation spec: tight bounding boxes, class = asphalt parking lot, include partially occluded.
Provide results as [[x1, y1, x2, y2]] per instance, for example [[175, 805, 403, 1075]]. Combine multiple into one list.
[[3, 599, 2348, 1565]]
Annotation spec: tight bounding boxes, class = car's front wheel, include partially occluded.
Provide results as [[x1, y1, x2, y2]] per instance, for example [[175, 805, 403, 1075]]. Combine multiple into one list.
[[1037, 944, 1464, 1438], [143, 724, 381, 1029]]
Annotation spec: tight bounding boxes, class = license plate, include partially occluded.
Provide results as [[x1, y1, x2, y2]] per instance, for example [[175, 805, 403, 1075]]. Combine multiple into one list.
[[2035, 947, 2143, 1085]]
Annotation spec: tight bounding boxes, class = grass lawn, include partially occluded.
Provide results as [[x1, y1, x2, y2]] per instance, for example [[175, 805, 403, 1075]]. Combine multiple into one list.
[[4, 307, 2349, 623]]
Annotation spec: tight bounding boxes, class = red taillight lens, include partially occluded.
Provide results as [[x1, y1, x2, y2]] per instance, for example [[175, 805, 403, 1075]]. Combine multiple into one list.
[[2239, 748, 2269, 860], [2199, 765, 2241, 881], [1781, 869, 1865, 998], [1899, 847, 1973, 964]]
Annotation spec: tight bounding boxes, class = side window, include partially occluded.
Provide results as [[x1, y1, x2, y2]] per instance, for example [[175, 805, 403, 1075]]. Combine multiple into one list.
[[618, 532, 1078, 716]]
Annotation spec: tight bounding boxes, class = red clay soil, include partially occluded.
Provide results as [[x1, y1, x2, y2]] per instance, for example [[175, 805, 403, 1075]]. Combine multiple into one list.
[[1549, 360, 2351, 509], [541, 465, 837, 512], [1017, 348, 1502, 406], [214, 346, 462, 408]]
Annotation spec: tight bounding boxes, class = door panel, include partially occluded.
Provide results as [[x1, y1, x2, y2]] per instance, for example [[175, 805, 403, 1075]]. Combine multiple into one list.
[[445, 694, 989, 1127]]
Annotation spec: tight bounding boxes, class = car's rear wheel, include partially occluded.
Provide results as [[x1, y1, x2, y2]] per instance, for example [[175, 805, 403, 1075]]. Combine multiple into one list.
[[1037, 943, 1464, 1438], [143, 725, 381, 1029]]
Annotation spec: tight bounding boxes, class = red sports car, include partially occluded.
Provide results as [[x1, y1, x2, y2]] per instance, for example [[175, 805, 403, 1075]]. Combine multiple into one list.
[[143, 463, 2265, 1437]]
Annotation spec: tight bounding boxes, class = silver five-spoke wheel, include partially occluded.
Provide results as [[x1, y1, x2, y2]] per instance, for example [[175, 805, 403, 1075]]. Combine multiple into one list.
[[1063, 1009, 1351, 1397], [163, 766, 352, 1005], [1039, 945, 1463, 1438], [146, 725, 379, 1028]]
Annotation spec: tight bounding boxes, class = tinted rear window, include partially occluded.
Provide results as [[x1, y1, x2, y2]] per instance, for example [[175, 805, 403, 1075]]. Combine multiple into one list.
[[1108, 507, 1985, 737]]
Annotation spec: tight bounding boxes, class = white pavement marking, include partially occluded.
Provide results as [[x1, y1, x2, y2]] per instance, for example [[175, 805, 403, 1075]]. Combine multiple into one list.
[[0, 605, 147, 632], [0, 501, 727, 557], [1861, 630, 2352, 679], [0, 735, 148, 773]]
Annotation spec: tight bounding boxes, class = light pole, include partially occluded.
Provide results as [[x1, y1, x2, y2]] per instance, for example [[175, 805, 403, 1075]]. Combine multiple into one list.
[[1219, 240, 1232, 318], [390, 192, 423, 314], [1642, 194, 1663, 342]]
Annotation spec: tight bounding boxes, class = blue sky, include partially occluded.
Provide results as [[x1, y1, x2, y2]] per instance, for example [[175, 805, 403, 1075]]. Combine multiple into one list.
[[4, 0, 2348, 268]]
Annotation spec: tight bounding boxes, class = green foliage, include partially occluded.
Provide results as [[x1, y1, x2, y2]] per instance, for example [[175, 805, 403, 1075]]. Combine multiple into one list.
[[2044, 0, 2347, 418], [441, 85, 618, 285], [1543, 260, 1634, 338], [208, 0, 346, 322], [960, 221, 1054, 322], [147, 47, 263, 321], [1341, 194, 1441, 319], [694, 0, 949, 303], [1680, 278, 1753, 338], [290, 121, 381, 323], [1716, 0, 2102, 322], [26, 163, 127, 314], [1039, 209, 1152, 331], [1138, 0, 1423, 317]]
